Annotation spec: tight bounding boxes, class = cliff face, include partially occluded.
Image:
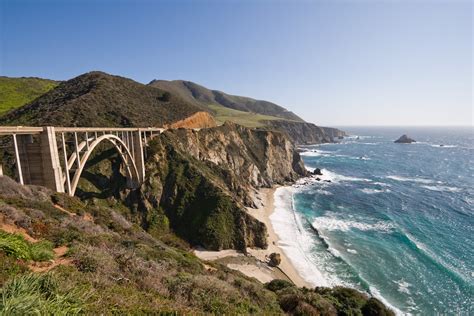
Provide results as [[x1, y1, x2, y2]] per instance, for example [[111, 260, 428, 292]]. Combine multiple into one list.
[[264, 120, 346, 144], [138, 122, 307, 251]]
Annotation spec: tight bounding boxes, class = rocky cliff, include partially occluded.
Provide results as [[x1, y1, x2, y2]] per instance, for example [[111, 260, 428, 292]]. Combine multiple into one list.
[[136, 122, 307, 251], [263, 120, 346, 144]]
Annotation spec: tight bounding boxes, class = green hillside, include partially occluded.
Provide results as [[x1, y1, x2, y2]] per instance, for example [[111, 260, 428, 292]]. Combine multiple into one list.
[[148, 79, 305, 122], [209, 104, 283, 128], [0, 77, 58, 114]]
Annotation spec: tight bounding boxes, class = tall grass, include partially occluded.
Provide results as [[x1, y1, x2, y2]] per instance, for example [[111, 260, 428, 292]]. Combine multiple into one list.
[[0, 273, 84, 315], [0, 231, 54, 262]]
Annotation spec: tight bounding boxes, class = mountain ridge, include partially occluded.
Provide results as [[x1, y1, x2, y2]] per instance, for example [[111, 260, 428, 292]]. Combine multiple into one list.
[[148, 79, 305, 122]]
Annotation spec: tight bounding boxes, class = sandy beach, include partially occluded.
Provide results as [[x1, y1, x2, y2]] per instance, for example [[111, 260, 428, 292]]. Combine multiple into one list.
[[194, 186, 311, 288]]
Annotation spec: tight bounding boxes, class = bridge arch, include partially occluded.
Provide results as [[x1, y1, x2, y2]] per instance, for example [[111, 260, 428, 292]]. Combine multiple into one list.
[[68, 134, 140, 196]]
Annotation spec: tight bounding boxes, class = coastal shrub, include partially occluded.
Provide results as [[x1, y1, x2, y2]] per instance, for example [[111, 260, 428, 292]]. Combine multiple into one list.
[[0, 231, 54, 261], [0, 273, 84, 315], [268, 252, 282, 267], [362, 298, 394, 316], [266, 279, 294, 292]]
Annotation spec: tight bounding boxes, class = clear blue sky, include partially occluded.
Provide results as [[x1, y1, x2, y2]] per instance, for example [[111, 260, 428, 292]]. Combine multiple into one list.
[[1, 0, 472, 126]]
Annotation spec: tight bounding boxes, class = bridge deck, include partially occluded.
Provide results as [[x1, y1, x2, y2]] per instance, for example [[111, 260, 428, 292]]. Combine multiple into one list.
[[0, 126, 164, 135]]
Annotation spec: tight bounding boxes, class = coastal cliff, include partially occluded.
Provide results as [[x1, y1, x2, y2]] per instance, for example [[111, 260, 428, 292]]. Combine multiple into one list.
[[263, 120, 346, 144], [138, 122, 307, 251]]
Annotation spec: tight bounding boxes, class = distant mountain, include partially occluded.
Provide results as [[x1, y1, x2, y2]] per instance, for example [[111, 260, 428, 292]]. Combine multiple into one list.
[[149, 79, 346, 143], [0, 77, 59, 114], [0, 72, 212, 127], [148, 80, 304, 122]]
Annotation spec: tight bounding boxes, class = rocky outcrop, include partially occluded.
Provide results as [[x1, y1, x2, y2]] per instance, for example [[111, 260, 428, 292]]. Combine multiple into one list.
[[166, 111, 217, 129], [263, 120, 346, 145], [139, 122, 307, 251], [394, 134, 416, 143]]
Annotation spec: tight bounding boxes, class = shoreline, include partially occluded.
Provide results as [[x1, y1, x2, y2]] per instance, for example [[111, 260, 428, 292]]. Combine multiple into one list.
[[194, 186, 312, 288], [246, 187, 312, 288]]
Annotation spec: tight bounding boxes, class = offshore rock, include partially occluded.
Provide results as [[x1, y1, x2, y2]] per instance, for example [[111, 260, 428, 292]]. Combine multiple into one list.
[[394, 134, 416, 143]]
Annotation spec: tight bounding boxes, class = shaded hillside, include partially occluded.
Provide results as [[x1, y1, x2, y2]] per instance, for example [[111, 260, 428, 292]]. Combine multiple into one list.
[[0, 77, 58, 114], [0, 72, 204, 127], [149, 79, 304, 122]]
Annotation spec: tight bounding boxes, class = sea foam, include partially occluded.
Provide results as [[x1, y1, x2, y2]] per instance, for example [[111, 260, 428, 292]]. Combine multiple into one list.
[[270, 187, 331, 287], [311, 216, 395, 233]]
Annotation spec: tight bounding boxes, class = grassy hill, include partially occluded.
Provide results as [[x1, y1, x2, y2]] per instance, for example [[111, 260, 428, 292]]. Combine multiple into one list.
[[0, 72, 204, 127], [149, 79, 305, 122], [0, 77, 58, 114], [208, 104, 284, 128]]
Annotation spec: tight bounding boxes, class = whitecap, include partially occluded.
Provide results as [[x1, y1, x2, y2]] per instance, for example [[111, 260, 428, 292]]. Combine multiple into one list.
[[347, 248, 358, 254], [395, 280, 411, 295], [430, 144, 458, 148], [420, 185, 462, 192], [373, 182, 391, 187], [318, 169, 372, 183], [386, 175, 439, 184], [312, 216, 395, 233], [359, 188, 388, 194]]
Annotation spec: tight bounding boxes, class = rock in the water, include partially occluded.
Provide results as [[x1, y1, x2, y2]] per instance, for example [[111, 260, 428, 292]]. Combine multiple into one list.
[[313, 168, 323, 175], [268, 253, 281, 267], [394, 134, 416, 143]]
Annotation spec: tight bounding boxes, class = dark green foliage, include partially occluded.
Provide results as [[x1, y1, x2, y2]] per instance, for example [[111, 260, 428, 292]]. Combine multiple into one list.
[[265, 280, 395, 316], [362, 298, 394, 316], [266, 279, 295, 292]]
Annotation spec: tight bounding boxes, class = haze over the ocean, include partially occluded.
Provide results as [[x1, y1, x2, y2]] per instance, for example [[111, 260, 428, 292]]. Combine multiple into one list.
[[1, 0, 472, 126]]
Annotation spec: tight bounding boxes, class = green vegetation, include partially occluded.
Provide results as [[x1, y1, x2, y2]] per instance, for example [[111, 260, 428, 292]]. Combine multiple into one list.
[[0, 71, 203, 127], [0, 77, 58, 114], [0, 231, 54, 262], [265, 280, 395, 316], [0, 273, 85, 315], [148, 79, 305, 122], [208, 103, 284, 128]]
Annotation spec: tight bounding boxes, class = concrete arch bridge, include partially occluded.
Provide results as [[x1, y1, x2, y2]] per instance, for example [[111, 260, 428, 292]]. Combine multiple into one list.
[[0, 126, 164, 196]]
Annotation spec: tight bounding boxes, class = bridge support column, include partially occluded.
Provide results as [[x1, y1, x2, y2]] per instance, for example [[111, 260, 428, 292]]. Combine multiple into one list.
[[132, 131, 145, 184], [40, 127, 64, 192], [17, 127, 64, 192]]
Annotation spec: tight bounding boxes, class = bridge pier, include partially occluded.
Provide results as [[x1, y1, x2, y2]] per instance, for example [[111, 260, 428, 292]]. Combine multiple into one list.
[[16, 127, 64, 192], [132, 131, 145, 184]]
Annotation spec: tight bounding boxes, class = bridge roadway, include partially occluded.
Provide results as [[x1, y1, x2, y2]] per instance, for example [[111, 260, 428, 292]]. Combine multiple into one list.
[[0, 126, 165, 196]]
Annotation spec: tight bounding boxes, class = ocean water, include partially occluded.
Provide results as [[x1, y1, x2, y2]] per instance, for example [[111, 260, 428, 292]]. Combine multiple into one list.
[[270, 127, 473, 315]]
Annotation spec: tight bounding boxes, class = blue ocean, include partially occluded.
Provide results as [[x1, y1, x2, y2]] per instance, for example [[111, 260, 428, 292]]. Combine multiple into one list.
[[270, 127, 473, 315]]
